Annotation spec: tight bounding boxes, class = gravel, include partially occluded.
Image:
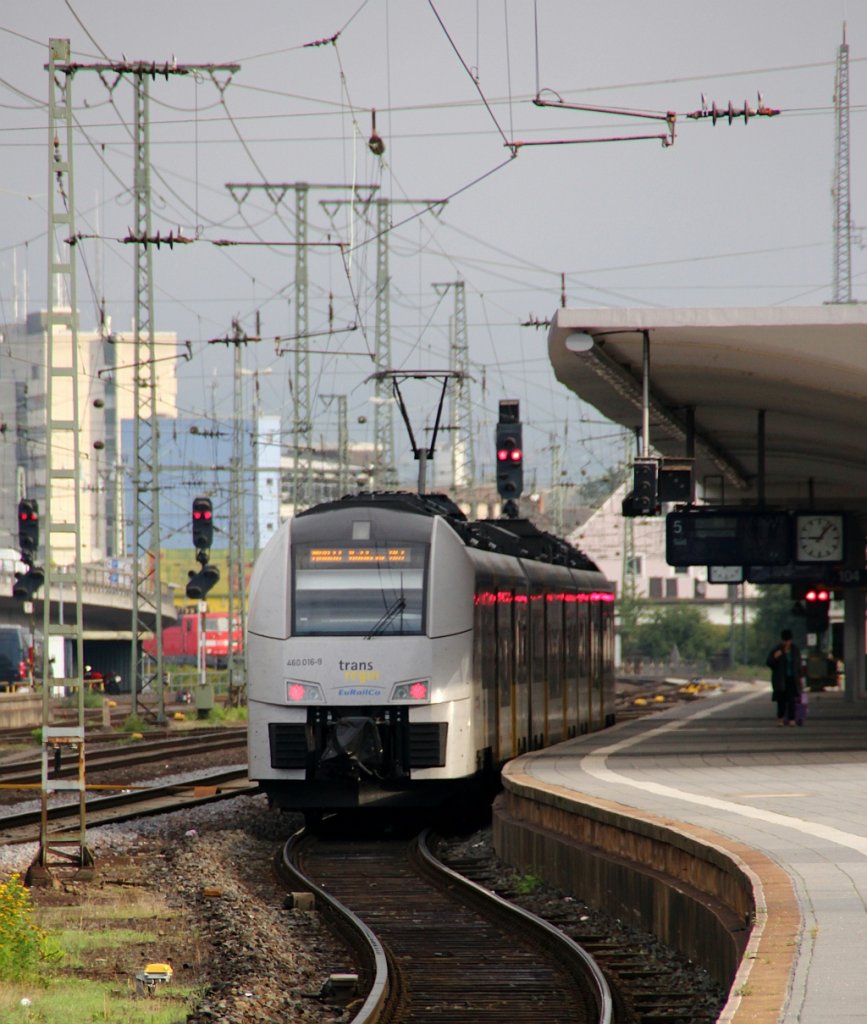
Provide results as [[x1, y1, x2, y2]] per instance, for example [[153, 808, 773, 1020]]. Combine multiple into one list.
[[1, 794, 358, 1024], [0, 710, 726, 1023], [1, 798, 726, 1024], [439, 830, 727, 1023]]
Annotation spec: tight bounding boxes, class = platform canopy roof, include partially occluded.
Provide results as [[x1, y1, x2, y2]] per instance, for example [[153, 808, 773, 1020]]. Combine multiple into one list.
[[548, 305, 867, 528]]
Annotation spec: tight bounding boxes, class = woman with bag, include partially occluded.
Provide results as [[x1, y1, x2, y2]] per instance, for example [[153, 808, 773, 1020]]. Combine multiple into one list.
[[766, 629, 802, 727]]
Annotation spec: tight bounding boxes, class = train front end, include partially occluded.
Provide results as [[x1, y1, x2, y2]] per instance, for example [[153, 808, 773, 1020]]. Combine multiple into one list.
[[246, 497, 476, 812]]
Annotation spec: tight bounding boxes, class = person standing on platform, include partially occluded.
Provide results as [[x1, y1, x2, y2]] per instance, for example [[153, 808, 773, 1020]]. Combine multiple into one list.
[[766, 629, 802, 726]]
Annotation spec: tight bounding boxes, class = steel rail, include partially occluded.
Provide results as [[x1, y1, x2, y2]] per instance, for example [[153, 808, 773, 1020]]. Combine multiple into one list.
[[279, 830, 390, 1024], [0, 730, 246, 789], [284, 827, 612, 1023], [417, 828, 613, 1024], [0, 768, 253, 841]]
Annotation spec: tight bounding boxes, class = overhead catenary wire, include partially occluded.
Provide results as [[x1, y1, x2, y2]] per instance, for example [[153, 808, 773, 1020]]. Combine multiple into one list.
[[426, 0, 518, 155], [1, 8, 847, 491]]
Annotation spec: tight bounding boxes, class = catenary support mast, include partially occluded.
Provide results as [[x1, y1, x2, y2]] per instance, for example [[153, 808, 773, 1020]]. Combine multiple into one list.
[[36, 38, 90, 879], [52, 54, 239, 721], [832, 24, 852, 304]]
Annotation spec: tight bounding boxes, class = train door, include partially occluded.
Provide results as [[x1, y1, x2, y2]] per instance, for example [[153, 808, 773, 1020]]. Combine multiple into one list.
[[529, 592, 547, 749], [496, 590, 515, 760], [589, 600, 604, 730], [513, 592, 529, 753], [577, 599, 590, 733], [546, 594, 564, 744], [601, 598, 616, 725], [473, 585, 497, 768], [564, 596, 579, 738]]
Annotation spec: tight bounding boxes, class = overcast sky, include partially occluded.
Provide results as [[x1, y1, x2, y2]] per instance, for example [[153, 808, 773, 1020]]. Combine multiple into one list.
[[1, 1, 863, 493]]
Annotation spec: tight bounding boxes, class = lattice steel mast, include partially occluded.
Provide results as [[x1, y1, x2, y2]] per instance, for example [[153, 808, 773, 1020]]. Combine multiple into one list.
[[209, 320, 252, 705], [549, 435, 564, 536], [53, 54, 239, 721], [313, 193, 446, 490], [292, 185, 312, 509], [832, 23, 852, 303], [224, 182, 377, 512], [128, 69, 165, 721], [434, 280, 474, 493], [35, 38, 90, 879], [373, 199, 398, 489], [322, 394, 350, 496]]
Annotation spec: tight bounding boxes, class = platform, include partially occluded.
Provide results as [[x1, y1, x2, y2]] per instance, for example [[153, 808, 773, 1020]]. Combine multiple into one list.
[[508, 682, 867, 1024]]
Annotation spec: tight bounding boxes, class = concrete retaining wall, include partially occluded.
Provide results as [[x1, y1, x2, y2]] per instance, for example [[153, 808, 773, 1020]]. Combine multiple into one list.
[[494, 767, 752, 990], [0, 692, 41, 728]]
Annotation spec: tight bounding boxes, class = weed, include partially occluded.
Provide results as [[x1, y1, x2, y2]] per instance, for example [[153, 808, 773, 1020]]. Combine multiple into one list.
[[513, 870, 543, 895], [121, 713, 152, 734], [206, 704, 247, 723], [0, 883, 206, 1023], [0, 977, 195, 1023], [0, 875, 63, 983]]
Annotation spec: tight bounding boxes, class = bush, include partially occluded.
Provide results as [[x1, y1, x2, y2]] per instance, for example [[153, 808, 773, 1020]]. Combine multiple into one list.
[[121, 713, 152, 734], [623, 604, 726, 663], [0, 875, 61, 982], [206, 704, 247, 723]]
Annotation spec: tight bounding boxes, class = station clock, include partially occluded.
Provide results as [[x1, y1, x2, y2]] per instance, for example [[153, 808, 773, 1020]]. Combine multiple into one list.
[[794, 513, 844, 563]]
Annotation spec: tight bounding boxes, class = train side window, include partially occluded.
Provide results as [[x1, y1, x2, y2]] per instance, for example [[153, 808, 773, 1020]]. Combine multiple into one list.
[[497, 593, 513, 707], [564, 596, 578, 732], [480, 597, 496, 693], [547, 595, 562, 699], [531, 595, 545, 686]]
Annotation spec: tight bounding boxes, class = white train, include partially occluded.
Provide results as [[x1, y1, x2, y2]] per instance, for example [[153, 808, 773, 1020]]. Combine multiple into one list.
[[246, 492, 615, 813]]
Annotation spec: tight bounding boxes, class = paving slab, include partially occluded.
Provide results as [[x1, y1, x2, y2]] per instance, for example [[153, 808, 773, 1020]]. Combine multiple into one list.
[[514, 681, 867, 1024]]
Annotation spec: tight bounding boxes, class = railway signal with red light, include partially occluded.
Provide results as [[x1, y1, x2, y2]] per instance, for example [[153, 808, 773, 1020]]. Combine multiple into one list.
[[804, 586, 831, 634], [192, 497, 214, 553], [496, 399, 523, 503], [17, 498, 39, 563]]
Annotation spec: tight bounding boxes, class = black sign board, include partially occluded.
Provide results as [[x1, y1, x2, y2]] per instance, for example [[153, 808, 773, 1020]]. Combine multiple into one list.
[[666, 510, 792, 567], [747, 564, 867, 587], [745, 564, 826, 584]]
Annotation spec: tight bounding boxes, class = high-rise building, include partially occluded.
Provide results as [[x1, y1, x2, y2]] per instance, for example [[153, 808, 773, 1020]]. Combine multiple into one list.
[[0, 309, 177, 563]]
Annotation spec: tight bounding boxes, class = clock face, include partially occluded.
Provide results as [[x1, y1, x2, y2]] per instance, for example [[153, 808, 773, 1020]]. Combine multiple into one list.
[[795, 514, 844, 562]]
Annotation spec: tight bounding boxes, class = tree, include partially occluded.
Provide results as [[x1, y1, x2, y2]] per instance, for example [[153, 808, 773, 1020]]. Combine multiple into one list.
[[578, 464, 628, 508], [623, 604, 726, 663], [747, 584, 802, 663]]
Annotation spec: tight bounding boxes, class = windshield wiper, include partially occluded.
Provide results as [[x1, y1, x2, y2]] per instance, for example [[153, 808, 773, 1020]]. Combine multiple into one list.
[[365, 595, 406, 639]]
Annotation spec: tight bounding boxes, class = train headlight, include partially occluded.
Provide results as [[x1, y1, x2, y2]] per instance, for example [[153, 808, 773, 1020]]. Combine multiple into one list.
[[286, 680, 325, 703], [390, 679, 429, 702]]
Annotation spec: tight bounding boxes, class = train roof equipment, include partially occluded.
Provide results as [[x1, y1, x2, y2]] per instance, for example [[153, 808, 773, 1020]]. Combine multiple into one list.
[[297, 490, 600, 571]]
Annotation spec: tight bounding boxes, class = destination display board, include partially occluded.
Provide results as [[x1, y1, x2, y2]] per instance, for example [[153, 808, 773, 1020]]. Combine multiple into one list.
[[666, 510, 792, 567], [303, 546, 412, 566]]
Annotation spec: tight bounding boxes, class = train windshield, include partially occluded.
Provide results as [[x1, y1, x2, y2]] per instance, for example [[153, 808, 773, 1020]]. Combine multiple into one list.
[[292, 542, 427, 636]]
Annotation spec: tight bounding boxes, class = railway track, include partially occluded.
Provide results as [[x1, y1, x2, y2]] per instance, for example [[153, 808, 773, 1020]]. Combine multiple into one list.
[[0, 716, 223, 745], [441, 841, 723, 1024], [0, 767, 254, 843], [0, 728, 246, 791], [281, 828, 612, 1024]]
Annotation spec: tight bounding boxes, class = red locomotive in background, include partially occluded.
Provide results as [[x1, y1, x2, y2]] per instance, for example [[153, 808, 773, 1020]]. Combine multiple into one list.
[[142, 612, 242, 668]]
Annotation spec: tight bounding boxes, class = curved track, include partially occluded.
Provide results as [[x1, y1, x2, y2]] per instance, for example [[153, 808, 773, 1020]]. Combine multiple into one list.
[[281, 828, 612, 1024]]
